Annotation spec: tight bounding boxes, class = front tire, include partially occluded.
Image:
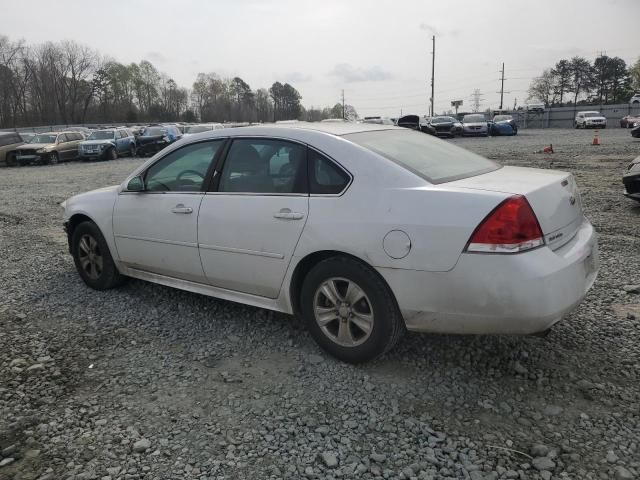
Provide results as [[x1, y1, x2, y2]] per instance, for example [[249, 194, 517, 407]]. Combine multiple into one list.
[[107, 147, 117, 160], [300, 256, 404, 363], [71, 221, 126, 290], [48, 152, 59, 165]]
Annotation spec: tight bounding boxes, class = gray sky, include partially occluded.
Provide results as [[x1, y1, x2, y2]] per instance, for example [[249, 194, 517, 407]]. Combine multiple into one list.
[[3, 0, 639, 116]]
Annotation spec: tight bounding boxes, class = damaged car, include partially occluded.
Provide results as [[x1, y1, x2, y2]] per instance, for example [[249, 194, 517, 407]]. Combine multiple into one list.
[[426, 116, 463, 137], [14, 131, 84, 165], [78, 128, 136, 161], [623, 155, 640, 202], [136, 125, 182, 157], [490, 114, 518, 136]]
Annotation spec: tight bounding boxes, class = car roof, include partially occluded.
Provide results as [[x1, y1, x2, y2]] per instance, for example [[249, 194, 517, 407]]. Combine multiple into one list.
[[251, 121, 398, 136], [166, 122, 401, 145]]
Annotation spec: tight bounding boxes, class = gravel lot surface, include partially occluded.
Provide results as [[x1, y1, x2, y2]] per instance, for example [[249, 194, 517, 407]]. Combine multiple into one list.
[[1, 128, 639, 480]]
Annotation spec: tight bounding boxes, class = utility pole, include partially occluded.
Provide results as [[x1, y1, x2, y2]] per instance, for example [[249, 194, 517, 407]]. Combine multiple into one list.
[[499, 62, 505, 110], [341, 90, 345, 119], [430, 35, 435, 117]]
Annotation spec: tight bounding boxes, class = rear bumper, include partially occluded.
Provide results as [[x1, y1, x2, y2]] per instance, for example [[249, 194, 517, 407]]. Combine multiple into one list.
[[378, 218, 598, 334]]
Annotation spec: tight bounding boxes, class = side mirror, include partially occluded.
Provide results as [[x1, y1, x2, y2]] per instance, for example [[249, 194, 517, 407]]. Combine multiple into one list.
[[126, 176, 145, 192]]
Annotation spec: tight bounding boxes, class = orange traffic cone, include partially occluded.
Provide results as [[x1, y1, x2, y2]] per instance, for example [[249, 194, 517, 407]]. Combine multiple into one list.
[[592, 130, 600, 146], [543, 144, 554, 154]]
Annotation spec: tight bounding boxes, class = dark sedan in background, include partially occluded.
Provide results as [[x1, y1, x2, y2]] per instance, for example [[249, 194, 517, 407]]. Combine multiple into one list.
[[136, 125, 182, 157], [623, 155, 640, 202], [425, 116, 463, 137]]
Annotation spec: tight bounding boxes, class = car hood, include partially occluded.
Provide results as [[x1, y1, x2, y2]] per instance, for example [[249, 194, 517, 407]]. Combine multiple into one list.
[[16, 143, 55, 150], [81, 139, 115, 146], [63, 185, 119, 210]]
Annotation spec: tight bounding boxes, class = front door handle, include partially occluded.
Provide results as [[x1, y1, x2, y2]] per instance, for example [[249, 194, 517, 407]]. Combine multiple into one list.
[[171, 204, 193, 214], [273, 208, 304, 220]]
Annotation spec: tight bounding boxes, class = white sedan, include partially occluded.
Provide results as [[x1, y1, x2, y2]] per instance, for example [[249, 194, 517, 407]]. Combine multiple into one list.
[[62, 123, 599, 363]]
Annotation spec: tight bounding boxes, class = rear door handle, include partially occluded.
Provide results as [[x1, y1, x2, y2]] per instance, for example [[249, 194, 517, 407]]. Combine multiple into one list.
[[171, 204, 193, 214], [273, 208, 304, 220]]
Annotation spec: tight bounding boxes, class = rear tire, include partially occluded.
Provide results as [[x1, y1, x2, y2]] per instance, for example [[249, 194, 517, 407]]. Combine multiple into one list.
[[300, 256, 404, 363], [71, 221, 126, 290], [5, 152, 17, 167]]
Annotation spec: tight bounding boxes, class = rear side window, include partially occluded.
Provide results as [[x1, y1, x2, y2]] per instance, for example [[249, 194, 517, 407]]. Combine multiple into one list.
[[309, 149, 350, 194], [345, 129, 500, 184], [218, 139, 307, 194], [0, 134, 20, 147]]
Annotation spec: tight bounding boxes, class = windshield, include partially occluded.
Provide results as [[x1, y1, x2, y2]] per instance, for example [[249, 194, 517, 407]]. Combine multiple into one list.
[[584, 112, 601, 118], [143, 127, 166, 136], [432, 117, 455, 123], [493, 115, 512, 122], [185, 125, 213, 134], [29, 134, 57, 144], [88, 130, 115, 140], [463, 114, 486, 123], [346, 129, 499, 184]]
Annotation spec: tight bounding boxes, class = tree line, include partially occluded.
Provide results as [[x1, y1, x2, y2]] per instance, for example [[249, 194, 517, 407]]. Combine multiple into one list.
[[0, 35, 357, 128], [528, 55, 640, 107]]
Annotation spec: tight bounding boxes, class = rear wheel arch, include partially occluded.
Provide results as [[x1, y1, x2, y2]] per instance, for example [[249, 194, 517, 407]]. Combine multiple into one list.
[[288, 250, 400, 317]]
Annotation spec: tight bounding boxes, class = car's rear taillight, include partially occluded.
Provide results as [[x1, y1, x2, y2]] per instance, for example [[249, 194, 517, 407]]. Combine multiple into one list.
[[465, 195, 544, 253]]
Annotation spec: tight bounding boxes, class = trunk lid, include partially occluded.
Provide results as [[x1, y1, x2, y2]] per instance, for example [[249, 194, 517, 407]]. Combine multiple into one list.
[[447, 166, 583, 250]]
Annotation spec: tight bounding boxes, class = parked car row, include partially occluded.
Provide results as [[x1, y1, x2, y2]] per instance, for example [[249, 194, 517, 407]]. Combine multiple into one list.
[[1, 122, 230, 166], [393, 113, 519, 138]]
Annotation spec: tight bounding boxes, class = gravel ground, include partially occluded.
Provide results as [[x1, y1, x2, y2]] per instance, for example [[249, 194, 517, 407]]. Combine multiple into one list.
[[1, 128, 639, 480]]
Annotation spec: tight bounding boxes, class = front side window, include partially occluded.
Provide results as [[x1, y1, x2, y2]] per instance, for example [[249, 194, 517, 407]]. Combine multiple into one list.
[[309, 149, 350, 195], [144, 140, 223, 192], [218, 138, 307, 194], [58, 134, 68, 143]]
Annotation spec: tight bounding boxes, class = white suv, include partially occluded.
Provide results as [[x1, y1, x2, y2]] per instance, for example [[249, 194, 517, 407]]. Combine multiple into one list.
[[630, 94, 640, 105], [574, 111, 607, 129]]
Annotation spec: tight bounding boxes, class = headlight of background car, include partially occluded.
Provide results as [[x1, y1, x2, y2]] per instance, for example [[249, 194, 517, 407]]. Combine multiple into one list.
[[100, 144, 107, 149], [36, 148, 45, 153]]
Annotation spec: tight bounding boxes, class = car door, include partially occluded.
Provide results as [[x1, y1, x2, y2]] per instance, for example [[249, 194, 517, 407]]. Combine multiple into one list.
[[56, 134, 71, 160], [69, 133, 82, 159], [198, 137, 309, 298], [113, 139, 225, 282], [118, 130, 129, 154]]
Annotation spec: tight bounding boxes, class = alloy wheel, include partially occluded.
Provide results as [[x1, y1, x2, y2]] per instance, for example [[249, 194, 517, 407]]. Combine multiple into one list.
[[78, 234, 103, 280], [313, 277, 374, 347]]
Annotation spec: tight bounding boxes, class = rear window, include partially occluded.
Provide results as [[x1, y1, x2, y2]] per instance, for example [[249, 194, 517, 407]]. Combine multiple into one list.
[[345, 129, 500, 184]]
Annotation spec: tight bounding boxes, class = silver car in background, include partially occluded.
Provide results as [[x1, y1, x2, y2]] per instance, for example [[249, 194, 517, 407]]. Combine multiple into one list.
[[462, 114, 489, 137]]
